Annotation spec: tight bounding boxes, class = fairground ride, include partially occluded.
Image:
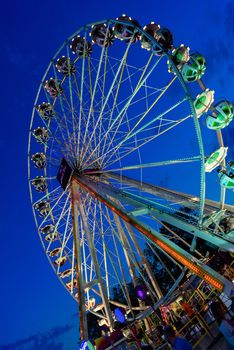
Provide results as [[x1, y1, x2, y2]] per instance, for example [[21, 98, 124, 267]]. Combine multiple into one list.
[[28, 15, 234, 340]]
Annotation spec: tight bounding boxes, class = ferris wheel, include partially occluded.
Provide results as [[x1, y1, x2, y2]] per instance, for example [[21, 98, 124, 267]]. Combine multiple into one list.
[[28, 15, 234, 339]]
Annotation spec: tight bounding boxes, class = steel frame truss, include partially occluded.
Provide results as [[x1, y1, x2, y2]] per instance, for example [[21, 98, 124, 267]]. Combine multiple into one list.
[[73, 173, 234, 296]]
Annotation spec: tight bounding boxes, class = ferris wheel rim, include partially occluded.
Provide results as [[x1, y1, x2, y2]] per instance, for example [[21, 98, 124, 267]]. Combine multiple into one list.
[[27, 16, 229, 320], [27, 18, 203, 291]]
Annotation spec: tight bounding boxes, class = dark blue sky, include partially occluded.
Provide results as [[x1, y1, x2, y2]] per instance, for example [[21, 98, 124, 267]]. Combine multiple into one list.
[[1, 1, 234, 349]]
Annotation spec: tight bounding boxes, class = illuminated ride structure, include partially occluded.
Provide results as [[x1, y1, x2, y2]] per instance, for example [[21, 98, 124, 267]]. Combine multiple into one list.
[[28, 16, 234, 340]]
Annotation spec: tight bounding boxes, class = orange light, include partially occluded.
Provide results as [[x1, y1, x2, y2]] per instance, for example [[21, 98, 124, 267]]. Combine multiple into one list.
[[203, 274, 223, 291], [156, 241, 200, 274]]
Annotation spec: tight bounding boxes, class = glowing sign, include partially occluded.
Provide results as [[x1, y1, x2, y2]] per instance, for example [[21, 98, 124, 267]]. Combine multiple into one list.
[[57, 158, 72, 190]]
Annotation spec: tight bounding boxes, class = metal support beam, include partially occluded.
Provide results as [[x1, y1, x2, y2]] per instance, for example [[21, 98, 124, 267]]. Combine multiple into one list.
[[111, 199, 163, 299], [105, 172, 234, 214], [73, 174, 234, 297], [71, 180, 88, 340], [74, 181, 115, 331], [100, 174, 234, 251]]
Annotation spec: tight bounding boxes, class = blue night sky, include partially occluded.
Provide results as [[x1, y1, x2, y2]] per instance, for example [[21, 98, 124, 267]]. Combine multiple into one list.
[[1, 0, 234, 349]]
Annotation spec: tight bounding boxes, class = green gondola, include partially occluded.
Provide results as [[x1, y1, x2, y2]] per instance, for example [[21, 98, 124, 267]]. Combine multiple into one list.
[[218, 161, 234, 189], [206, 100, 234, 130], [181, 53, 206, 82]]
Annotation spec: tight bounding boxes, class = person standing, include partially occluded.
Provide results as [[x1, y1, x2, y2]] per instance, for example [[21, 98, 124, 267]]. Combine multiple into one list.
[[163, 325, 193, 350], [210, 301, 234, 350], [179, 299, 195, 318]]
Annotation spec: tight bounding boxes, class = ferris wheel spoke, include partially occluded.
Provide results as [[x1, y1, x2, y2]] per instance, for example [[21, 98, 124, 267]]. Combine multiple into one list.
[[96, 60, 161, 117], [45, 202, 71, 254], [87, 56, 94, 102], [86, 58, 125, 164], [37, 89, 75, 160], [102, 84, 166, 124], [36, 187, 69, 230], [52, 65, 76, 160], [102, 201, 159, 300], [97, 54, 125, 160], [95, 107, 190, 170], [101, 100, 190, 168], [81, 196, 105, 285], [87, 200, 123, 289], [45, 110, 75, 164], [90, 48, 144, 113], [98, 156, 201, 174], [110, 196, 164, 299], [73, 75, 82, 104], [56, 222, 73, 275], [97, 201, 110, 298], [87, 56, 99, 153], [105, 242, 133, 307], [130, 75, 177, 135], [72, 65, 96, 113], [88, 57, 111, 159], [83, 52, 160, 167], [101, 55, 108, 111], [81, 37, 135, 164], [53, 193, 71, 232], [105, 75, 176, 156], [100, 49, 108, 112], [65, 43, 78, 154], [91, 90, 164, 142], [106, 198, 184, 287], [101, 206, 130, 288], [119, 116, 188, 138], [64, 225, 74, 251], [72, 74, 91, 124], [76, 30, 89, 163], [80, 30, 110, 164], [93, 212, 115, 290], [112, 97, 188, 152], [60, 92, 81, 145], [92, 37, 140, 161], [32, 185, 62, 206]]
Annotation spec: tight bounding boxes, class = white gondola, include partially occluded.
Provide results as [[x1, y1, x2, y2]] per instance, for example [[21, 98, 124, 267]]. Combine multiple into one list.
[[205, 147, 228, 173]]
